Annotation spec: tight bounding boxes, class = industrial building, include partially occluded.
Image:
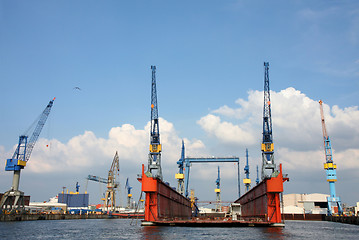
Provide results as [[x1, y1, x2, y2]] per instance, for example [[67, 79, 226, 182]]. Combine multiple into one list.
[[283, 193, 329, 214]]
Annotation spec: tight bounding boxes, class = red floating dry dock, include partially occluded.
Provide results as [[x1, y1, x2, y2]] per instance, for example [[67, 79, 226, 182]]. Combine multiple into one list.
[[235, 164, 288, 225], [138, 164, 192, 225]]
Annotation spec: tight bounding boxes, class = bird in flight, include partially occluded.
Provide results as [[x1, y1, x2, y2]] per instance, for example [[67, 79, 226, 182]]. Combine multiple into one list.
[[73, 87, 81, 91]]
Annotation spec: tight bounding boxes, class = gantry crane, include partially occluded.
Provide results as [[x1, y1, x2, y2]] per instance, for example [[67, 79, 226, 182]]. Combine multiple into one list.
[[0, 98, 55, 213], [319, 100, 343, 215], [125, 177, 133, 209], [261, 62, 276, 179], [176, 141, 240, 198], [243, 149, 251, 192], [215, 166, 221, 212], [86, 152, 120, 212], [147, 65, 162, 180]]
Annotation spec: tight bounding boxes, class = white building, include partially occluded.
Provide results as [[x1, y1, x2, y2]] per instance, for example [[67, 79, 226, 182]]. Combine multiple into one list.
[[283, 193, 329, 214]]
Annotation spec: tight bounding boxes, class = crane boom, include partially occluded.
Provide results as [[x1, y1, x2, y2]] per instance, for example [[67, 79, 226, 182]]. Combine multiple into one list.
[[319, 100, 343, 215]]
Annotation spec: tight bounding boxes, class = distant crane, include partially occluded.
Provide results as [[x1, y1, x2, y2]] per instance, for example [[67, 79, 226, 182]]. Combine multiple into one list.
[[86, 152, 120, 212], [243, 149, 251, 192], [319, 100, 343, 215], [147, 65, 162, 179], [256, 165, 260, 185], [125, 178, 133, 209], [0, 98, 55, 213], [261, 62, 276, 179], [176, 141, 240, 198], [215, 166, 221, 212]]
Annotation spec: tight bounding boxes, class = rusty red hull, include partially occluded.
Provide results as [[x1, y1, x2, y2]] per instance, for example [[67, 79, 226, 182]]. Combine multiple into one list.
[[138, 165, 192, 222], [235, 164, 288, 224]]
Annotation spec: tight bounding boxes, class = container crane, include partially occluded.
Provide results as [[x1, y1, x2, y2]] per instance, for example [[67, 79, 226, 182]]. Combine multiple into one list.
[[319, 100, 343, 215], [125, 177, 133, 209], [215, 166, 221, 212], [0, 98, 55, 213], [261, 62, 276, 179], [147, 65, 162, 180], [243, 149, 251, 192], [175, 140, 185, 195]]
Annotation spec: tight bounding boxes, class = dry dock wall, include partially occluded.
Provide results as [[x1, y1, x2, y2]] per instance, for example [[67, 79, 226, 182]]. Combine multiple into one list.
[[1, 214, 108, 222], [325, 216, 359, 225]]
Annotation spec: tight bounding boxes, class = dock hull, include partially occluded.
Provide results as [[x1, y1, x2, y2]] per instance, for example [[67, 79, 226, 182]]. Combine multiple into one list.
[[138, 165, 192, 223]]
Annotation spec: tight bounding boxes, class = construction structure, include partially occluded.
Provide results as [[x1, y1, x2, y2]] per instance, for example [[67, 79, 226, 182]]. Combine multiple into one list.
[[125, 177, 133, 209], [319, 100, 343, 215], [243, 148, 251, 192], [58, 183, 89, 208], [215, 166, 221, 212], [235, 62, 288, 226], [138, 66, 192, 225], [86, 152, 120, 212], [0, 98, 55, 213], [176, 141, 240, 198]]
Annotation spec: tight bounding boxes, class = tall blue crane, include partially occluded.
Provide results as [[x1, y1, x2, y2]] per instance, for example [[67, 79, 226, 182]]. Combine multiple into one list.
[[243, 149, 251, 192], [215, 166, 221, 212], [0, 98, 55, 213], [175, 140, 185, 195], [148, 65, 162, 180], [261, 62, 276, 179], [319, 100, 343, 215], [125, 177, 133, 208]]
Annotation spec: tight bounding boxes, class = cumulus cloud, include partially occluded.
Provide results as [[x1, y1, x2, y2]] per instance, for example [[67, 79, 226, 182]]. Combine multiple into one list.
[[197, 87, 359, 172]]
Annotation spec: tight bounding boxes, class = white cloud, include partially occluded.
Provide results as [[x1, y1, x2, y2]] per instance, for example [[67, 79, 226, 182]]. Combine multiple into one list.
[[197, 87, 359, 173]]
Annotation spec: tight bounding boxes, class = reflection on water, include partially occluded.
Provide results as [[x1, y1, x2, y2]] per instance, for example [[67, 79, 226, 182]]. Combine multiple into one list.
[[141, 226, 164, 240], [262, 226, 284, 240]]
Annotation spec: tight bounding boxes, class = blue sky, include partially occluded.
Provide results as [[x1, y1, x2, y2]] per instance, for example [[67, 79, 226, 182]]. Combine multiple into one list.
[[0, 1, 359, 206]]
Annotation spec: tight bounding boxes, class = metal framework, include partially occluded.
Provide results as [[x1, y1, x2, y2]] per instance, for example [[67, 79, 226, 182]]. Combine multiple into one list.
[[125, 177, 133, 209], [215, 166, 221, 212], [147, 65, 162, 179], [319, 100, 343, 215], [1, 98, 55, 213], [176, 141, 240, 198], [261, 62, 276, 179], [243, 149, 251, 192]]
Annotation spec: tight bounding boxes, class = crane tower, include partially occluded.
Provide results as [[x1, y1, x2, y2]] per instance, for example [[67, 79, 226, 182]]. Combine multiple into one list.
[[261, 62, 276, 179], [0, 98, 55, 213], [319, 100, 343, 215], [215, 166, 221, 212], [243, 149, 251, 192], [147, 65, 163, 180]]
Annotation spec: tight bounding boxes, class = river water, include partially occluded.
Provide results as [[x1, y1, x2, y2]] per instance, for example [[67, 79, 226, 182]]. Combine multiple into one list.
[[0, 219, 357, 239]]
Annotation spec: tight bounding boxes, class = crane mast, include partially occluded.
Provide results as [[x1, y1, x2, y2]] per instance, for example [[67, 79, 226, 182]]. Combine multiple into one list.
[[176, 140, 185, 195], [319, 100, 343, 215], [1, 98, 55, 213], [243, 148, 251, 192], [215, 166, 221, 212], [125, 177, 133, 209], [261, 62, 276, 179], [148, 65, 162, 179], [104, 151, 120, 212]]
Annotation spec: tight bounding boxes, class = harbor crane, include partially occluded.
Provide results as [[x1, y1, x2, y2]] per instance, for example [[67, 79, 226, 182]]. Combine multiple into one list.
[[261, 62, 276, 179], [215, 166, 221, 212], [147, 65, 162, 180], [319, 100, 343, 215], [86, 152, 120, 212], [125, 177, 133, 209], [243, 149, 251, 192], [0, 98, 55, 213], [176, 141, 240, 198], [256, 165, 260, 185]]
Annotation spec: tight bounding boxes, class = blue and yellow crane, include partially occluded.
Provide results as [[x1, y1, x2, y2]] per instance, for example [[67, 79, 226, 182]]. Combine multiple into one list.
[[215, 166, 221, 212], [243, 149, 251, 192], [125, 177, 133, 209], [319, 100, 343, 215], [147, 65, 162, 180], [0, 98, 55, 213], [261, 62, 276, 179]]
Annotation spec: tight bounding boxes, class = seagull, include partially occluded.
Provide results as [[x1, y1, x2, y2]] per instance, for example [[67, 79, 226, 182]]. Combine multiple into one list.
[[73, 87, 81, 91]]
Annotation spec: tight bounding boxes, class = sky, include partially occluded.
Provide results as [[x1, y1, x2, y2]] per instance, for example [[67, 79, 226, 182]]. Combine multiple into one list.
[[0, 0, 358, 207]]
